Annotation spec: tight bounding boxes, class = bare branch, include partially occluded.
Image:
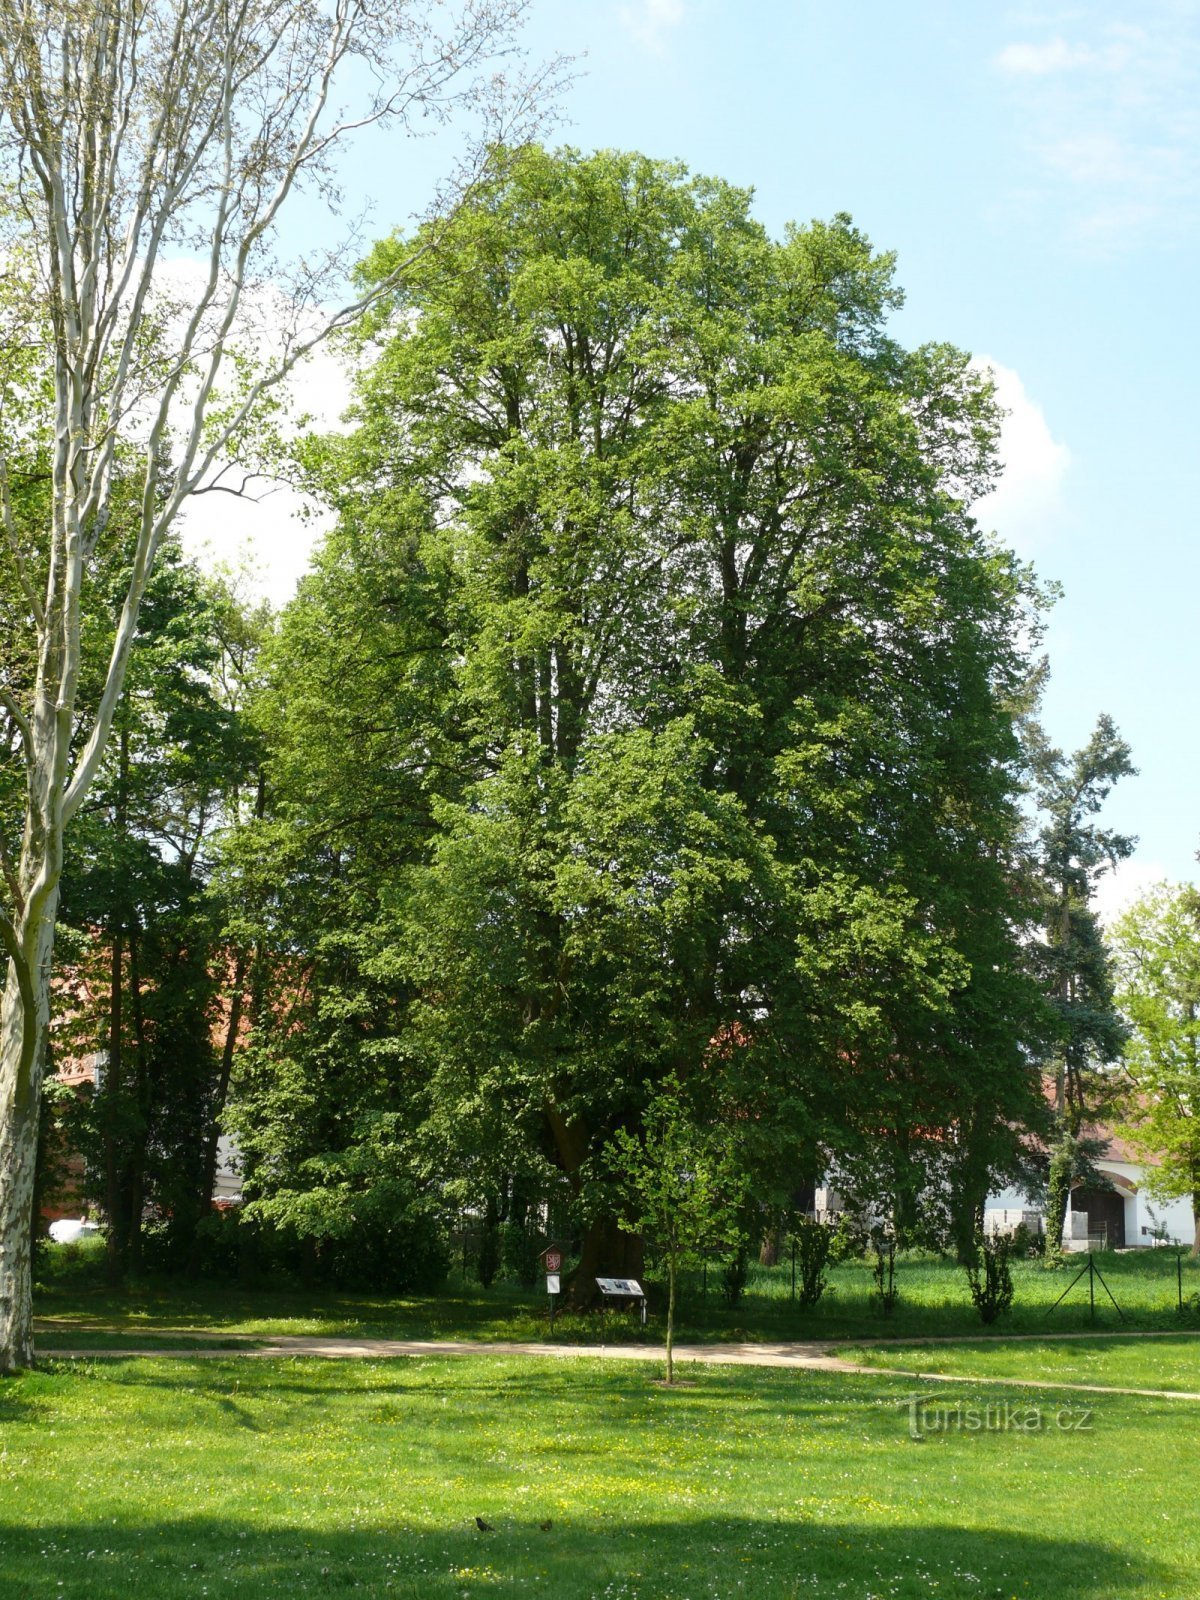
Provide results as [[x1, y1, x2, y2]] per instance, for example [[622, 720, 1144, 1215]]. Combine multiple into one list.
[[0, 685, 32, 762]]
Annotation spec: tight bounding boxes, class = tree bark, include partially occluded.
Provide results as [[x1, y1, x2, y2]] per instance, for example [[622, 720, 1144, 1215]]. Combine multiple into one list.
[[0, 1084, 38, 1374], [126, 919, 150, 1277], [665, 1259, 676, 1385], [567, 1212, 644, 1311], [103, 928, 125, 1285], [1045, 1130, 1077, 1260], [0, 903, 58, 1372], [198, 947, 250, 1224]]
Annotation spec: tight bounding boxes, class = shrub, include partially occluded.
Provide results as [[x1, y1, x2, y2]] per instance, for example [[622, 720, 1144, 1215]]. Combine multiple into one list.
[[188, 1208, 246, 1279], [35, 1232, 107, 1288], [870, 1224, 898, 1316], [320, 1206, 449, 1293], [965, 1232, 1015, 1324], [791, 1216, 833, 1308], [721, 1243, 749, 1307], [246, 1183, 451, 1292], [829, 1210, 868, 1264], [1009, 1220, 1042, 1259]]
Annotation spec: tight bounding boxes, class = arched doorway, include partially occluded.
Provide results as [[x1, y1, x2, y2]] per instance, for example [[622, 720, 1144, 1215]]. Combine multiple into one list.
[[1070, 1181, 1130, 1248]]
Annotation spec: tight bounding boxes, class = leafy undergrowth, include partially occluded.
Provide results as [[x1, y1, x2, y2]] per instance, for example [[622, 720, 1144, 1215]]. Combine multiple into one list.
[[0, 1354, 1194, 1598], [32, 1248, 1200, 1350], [836, 1333, 1200, 1392]]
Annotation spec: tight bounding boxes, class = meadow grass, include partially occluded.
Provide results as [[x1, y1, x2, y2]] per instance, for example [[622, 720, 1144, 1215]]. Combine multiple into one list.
[[836, 1332, 1200, 1392], [33, 1244, 1200, 1350], [1, 1352, 1196, 1599]]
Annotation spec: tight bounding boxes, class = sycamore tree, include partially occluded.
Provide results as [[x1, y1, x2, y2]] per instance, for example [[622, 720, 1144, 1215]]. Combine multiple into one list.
[[0, 0, 555, 1370], [251, 146, 1049, 1305], [1112, 883, 1200, 1254]]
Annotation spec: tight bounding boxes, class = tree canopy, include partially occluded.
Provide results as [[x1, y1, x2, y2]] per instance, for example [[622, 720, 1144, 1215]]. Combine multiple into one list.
[[1112, 881, 1200, 1253], [238, 145, 1052, 1296]]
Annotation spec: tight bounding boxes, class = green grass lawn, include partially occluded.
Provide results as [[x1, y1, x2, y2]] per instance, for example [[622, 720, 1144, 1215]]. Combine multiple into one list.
[[0, 1352, 1194, 1599], [837, 1333, 1200, 1392], [33, 1243, 1200, 1350]]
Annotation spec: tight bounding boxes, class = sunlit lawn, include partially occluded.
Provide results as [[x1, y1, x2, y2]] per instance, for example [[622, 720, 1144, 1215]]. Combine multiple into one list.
[[837, 1333, 1200, 1393], [0, 1353, 1194, 1599]]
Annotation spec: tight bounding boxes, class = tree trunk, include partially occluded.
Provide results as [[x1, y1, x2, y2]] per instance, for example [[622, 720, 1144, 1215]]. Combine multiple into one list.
[[198, 947, 250, 1222], [126, 919, 150, 1277], [1192, 1192, 1200, 1260], [0, 901, 58, 1372], [566, 1213, 644, 1311], [103, 928, 126, 1285], [952, 1187, 987, 1266], [1046, 1136, 1073, 1259], [665, 1259, 676, 1385], [0, 1061, 39, 1373], [545, 1099, 645, 1310]]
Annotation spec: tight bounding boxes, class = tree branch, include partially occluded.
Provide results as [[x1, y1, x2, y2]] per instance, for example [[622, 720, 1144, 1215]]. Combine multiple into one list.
[[0, 686, 32, 765]]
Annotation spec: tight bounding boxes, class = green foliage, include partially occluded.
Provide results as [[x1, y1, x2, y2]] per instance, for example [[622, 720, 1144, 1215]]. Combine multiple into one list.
[[477, 1214, 502, 1290], [1009, 1220, 1042, 1259], [500, 1220, 541, 1289], [1022, 715, 1136, 1250], [791, 1216, 834, 1308], [608, 1088, 746, 1270], [184, 1209, 244, 1280], [608, 1079, 746, 1378], [48, 550, 266, 1276], [829, 1210, 869, 1264], [721, 1243, 750, 1308], [965, 1232, 1015, 1324], [236, 144, 1052, 1277], [870, 1224, 898, 1316], [243, 1182, 450, 1294], [1111, 883, 1200, 1236]]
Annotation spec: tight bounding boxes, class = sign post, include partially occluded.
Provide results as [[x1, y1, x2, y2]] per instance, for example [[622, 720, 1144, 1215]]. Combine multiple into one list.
[[542, 1247, 564, 1328], [595, 1277, 647, 1326]]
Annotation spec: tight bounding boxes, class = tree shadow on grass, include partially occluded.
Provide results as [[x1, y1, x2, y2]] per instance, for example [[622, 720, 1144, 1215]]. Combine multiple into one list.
[[30, 1351, 901, 1424], [0, 1514, 1178, 1600], [33, 1247, 1198, 1346]]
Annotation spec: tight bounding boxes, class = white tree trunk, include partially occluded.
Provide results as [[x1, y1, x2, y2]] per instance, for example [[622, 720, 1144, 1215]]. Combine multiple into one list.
[[0, 0, 551, 1375], [0, 900, 56, 1372]]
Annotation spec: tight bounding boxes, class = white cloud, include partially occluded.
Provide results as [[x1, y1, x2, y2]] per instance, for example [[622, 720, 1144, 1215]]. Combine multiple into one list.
[[991, 11, 1200, 246], [173, 289, 354, 607], [1093, 857, 1171, 927], [617, 0, 685, 54], [971, 358, 1071, 551], [995, 36, 1134, 76], [177, 477, 335, 609]]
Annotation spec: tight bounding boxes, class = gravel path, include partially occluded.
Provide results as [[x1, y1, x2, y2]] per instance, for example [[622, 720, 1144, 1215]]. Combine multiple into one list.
[[32, 1328, 1200, 1399]]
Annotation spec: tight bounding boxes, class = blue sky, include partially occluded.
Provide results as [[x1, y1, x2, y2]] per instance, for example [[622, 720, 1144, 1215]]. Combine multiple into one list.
[[183, 0, 1200, 907]]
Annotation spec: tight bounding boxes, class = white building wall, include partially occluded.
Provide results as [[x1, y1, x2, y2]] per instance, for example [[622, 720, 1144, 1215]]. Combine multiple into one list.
[[985, 1159, 1196, 1249]]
